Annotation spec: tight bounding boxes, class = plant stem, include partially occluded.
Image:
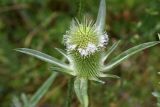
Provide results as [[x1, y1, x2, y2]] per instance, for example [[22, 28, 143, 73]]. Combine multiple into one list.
[[77, 0, 84, 19], [65, 77, 74, 107], [78, 0, 82, 19]]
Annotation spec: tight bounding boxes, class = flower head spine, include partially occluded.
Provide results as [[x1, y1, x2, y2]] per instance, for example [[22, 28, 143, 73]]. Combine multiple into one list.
[[64, 18, 109, 57]]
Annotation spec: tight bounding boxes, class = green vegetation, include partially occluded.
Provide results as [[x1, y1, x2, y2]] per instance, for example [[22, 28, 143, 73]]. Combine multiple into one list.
[[0, 0, 160, 107]]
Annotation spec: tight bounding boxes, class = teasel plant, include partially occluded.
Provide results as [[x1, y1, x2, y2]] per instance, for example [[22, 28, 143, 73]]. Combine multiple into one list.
[[15, 0, 160, 107]]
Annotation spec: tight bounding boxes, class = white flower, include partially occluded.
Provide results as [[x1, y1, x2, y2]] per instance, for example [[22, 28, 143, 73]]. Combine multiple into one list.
[[67, 44, 77, 50], [99, 33, 109, 47], [86, 43, 97, 53], [76, 43, 98, 56], [78, 48, 88, 56]]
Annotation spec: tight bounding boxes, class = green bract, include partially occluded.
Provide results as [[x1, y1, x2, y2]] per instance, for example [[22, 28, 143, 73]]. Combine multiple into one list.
[[15, 0, 160, 107]]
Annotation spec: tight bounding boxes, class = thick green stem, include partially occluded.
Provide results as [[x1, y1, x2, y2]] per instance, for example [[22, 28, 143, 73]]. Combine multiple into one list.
[[65, 77, 74, 107]]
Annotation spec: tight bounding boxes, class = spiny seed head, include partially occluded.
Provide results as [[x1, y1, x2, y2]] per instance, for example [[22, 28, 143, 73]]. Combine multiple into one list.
[[64, 18, 109, 57]]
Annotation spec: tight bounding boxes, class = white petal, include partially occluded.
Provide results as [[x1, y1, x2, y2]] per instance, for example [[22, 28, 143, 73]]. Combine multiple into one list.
[[86, 43, 97, 54], [70, 44, 77, 50], [78, 48, 88, 56], [99, 33, 109, 47]]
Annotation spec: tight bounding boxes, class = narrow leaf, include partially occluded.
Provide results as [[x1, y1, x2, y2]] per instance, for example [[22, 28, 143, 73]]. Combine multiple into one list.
[[89, 77, 105, 84], [74, 77, 88, 107], [15, 48, 71, 71], [102, 40, 121, 63], [12, 96, 22, 107], [21, 93, 29, 107], [50, 66, 75, 75], [96, 0, 106, 32], [102, 41, 160, 72], [30, 72, 58, 107], [158, 33, 160, 40], [99, 73, 120, 79], [55, 48, 72, 63]]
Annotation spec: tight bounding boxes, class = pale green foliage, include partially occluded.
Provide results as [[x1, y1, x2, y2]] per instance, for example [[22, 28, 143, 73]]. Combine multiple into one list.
[[15, 48, 74, 75], [102, 41, 160, 72], [30, 73, 58, 107], [74, 77, 88, 107], [96, 0, 106, 32], [12, 73, 57, 107], [102, 40, 121, 63]]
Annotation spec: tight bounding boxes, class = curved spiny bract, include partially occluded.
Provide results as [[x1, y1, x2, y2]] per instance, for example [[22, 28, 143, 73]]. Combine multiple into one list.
[[70, 51, 102, 79]]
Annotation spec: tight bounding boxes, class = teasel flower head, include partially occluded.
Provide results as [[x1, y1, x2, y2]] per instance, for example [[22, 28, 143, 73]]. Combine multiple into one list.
[[64, 18, 109, 57], [62, 0, 110, 82]]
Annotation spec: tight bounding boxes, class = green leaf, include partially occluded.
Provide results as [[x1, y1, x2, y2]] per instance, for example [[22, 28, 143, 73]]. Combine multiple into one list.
[[15, 48, 72, 71], [102, 40, 121, 63], [89, 77, 105, 84], [102, 41, 160, 72], [99, 73, 120, 79], [153, 91, 160, 107], [50, 66, 75, 75], [96, 0, 106, 32], [12, 96, 22, 107], [152, 92, 160, 98], [12, 74, 57, 107], [158, 33, 160, 40], [30, 72, 58, 107], [74, 77, 88, 107], [55, 48, 72, 63], [21, 93, 29, 107]]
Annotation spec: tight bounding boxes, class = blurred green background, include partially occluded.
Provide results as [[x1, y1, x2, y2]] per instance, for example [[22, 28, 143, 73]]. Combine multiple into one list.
[[0, 0, 160, 107]]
